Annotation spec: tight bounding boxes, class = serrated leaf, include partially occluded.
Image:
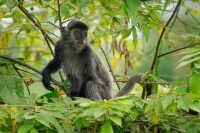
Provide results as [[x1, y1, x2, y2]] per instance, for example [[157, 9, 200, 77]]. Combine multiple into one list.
[[162, 95, 174, 110], [141, 23, 149, 42], [101, 120, 113, 133], [177, 95, 190, 112], [107, 115, 121, 127], [189, 72, 200, 94], [18, 123, 34, 133]]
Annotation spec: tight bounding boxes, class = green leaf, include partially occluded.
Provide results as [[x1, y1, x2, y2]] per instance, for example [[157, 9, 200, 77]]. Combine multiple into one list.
[[82, 106, 103, 117], [176, 56, 200, 69], [0, 77, 6, 91], [176, 86, 188, 93], [163, 122, 170, 131], [121, 28, 132, 40], [5, 77, 15, 93], [101, 120, 113, 133], [78, 0, 89, 9], [94, 108, 107, 118], [18, 124, 34, 133], [130, 107, 138, 120], [39, 109, 64, 118], [125, 0, 140, 15], [36, 114, 50, 128], [132, 26, 138, 47], [61, 4, 69, 17], [75, 118, 82, 133], [0, 109, 8, 118], [107, 115, 121, 127], [177, 95, 190, 112], [178, 51, 200, 62], [141, 23, 149, 42], [30, 128, 38, 133], [190, 101, 200, 112], [162, 95, 174, 110], [189, 72, 200, 94], [113, 17, 123, 26], [102, 2, 112, 12], [169, 77, 183, 90]]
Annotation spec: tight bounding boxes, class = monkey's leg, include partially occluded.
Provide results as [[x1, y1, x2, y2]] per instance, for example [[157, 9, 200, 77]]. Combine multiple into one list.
[[85, 81, 113, 100]]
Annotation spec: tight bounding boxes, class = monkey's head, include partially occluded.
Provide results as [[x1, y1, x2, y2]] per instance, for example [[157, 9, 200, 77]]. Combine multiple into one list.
[[65, 19, 89, 48]]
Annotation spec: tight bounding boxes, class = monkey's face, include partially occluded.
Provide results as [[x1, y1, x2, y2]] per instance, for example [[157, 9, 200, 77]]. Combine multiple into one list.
[[72, 28, 88, 48]]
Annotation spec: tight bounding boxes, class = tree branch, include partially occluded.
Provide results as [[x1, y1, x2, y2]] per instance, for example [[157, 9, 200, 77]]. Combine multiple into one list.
[[17, 3, 55, 55], [0, 55, 67, 94], [150, 0, 182, 71], [100, 47, 121, 91], [158, 43, 200, 58]]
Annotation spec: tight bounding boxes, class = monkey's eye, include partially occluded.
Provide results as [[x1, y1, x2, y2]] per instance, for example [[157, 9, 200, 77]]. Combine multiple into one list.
[[83, 31, 87, 36], [76, 30, 80, 34]]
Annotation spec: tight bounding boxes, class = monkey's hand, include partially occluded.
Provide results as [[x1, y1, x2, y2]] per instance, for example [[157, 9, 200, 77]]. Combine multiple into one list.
[[69, 91, 78, 100], [46, 85, 54, 91]]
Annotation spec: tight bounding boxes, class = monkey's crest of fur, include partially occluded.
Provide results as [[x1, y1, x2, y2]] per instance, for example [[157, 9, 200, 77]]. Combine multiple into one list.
[[67, 19, 88, 31]]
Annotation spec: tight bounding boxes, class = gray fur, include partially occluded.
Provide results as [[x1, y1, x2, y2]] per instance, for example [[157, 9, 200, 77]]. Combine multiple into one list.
[[42, 19, 142, 100]]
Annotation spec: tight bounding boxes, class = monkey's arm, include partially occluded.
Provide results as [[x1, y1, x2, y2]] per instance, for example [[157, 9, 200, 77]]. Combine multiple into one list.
[[42, 43, 62, 91]]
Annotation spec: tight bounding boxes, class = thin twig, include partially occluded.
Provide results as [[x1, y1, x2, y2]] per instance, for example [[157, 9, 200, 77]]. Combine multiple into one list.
[[43, 3, 58, 12], [0, 55, 67, 94], [12, 64, 31, 95], [17, 3, 55, 50], [158, 43, 200, 58], [150, 0, 182, 71], [100, 47, 121, 91], [57, 0, 62, 32], [15, 67, 41, 79]]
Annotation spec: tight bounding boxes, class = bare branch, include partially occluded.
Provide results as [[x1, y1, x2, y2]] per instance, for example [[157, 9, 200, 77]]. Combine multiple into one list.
[[158, 43, 200, 58], [150, 0, 182, 71], [100, 47, 121, 91]]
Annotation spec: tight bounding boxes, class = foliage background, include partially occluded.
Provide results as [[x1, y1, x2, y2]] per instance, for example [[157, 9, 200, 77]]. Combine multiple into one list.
[[0, 0, 200, 132]]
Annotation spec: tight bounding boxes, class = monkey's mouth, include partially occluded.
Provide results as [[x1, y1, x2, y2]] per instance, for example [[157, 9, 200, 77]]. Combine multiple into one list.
[[77, 41, 84, 47]]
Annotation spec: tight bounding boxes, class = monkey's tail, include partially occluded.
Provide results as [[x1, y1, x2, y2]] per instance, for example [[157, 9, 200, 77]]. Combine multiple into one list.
[[114, 74, 142, 98]]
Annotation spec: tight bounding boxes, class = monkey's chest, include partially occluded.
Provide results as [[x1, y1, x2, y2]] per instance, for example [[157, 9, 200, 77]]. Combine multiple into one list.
[[62, 57, 93, 78]]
